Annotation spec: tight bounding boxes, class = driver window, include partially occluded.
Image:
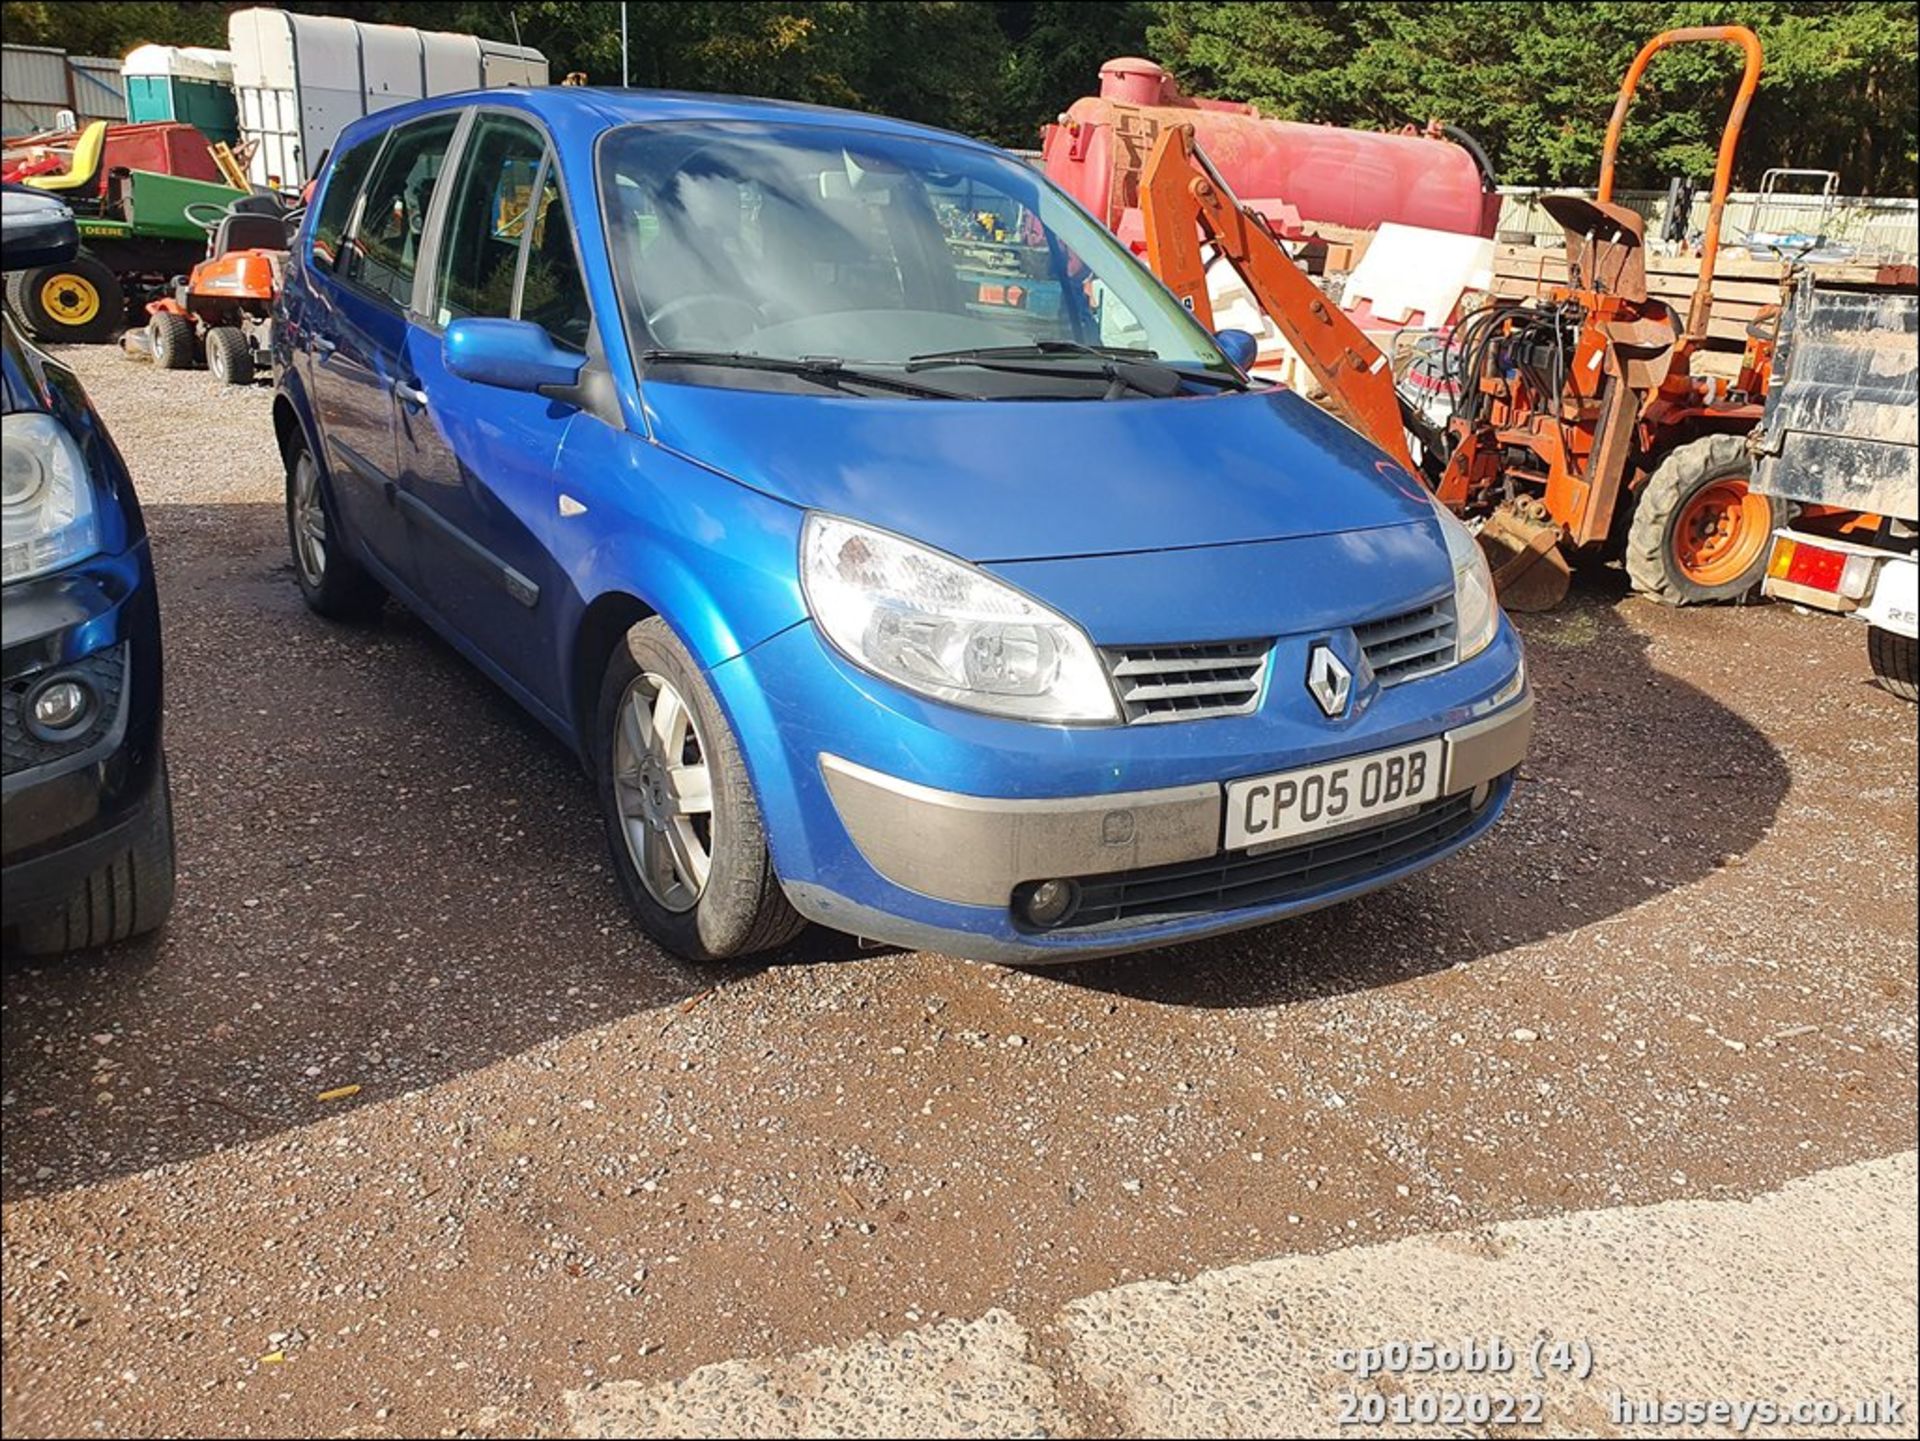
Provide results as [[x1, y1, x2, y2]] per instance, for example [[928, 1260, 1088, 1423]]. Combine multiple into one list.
[[517, 161, 592, 351], [434, 115, 546, 326]]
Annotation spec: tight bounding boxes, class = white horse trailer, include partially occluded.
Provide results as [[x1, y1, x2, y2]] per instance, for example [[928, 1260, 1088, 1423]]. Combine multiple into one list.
[[226, 7, 546, 190]]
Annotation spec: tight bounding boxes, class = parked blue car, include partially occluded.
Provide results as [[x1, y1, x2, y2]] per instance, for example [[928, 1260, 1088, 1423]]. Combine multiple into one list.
[[271, 88, 1532, 964], [3, 187, 175, 954]]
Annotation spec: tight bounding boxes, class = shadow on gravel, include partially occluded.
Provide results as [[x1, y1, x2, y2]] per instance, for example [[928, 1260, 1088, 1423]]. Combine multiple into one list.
[[1042, 574, 1792, 1008], [1, 511, 1789, 1199], [2, 502, 835, 1200]]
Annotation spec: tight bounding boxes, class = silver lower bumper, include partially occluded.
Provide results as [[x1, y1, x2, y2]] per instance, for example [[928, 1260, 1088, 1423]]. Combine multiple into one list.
[[820, 692, 1534, 908]]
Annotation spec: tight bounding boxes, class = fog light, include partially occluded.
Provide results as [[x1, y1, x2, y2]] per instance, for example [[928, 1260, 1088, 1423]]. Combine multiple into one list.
[[28, 678, 91, 735], [1470, 781, 1492, 812], [1019, 878, 1080, 929]]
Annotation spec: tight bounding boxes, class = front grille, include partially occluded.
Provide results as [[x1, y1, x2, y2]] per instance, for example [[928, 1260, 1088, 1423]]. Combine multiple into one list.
[[1356, 599, 1457, 686], [1041, 790, 1480, 933], [1, 645, 127, 776], [1103, 640, 1271, 724]]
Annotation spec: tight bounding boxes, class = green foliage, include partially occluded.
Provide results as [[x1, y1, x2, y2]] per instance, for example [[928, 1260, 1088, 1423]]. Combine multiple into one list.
[[1148, 1, 1918, 194], [4, 1, 1911, 193]]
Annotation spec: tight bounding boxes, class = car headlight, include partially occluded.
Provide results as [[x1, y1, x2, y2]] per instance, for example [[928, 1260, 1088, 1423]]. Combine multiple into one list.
[[3, 412, 100, 584], [1434, 503, 1499, 662], [801, 514, 1119, 723]]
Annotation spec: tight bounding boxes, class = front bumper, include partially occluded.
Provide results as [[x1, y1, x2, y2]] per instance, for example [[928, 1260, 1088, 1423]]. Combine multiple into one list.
[[709, 611, 1531, 963], [819, 693, 1531, 909], [2, 543, 164, 902]]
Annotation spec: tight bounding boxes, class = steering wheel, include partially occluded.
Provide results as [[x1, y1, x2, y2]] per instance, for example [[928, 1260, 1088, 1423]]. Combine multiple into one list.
[[183, 201, 231, 233], [645, 292, 764, 342]]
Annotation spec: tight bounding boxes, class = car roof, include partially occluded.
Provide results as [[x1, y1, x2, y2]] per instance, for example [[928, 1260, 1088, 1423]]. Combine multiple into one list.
[[330, 85, 1001, 161]]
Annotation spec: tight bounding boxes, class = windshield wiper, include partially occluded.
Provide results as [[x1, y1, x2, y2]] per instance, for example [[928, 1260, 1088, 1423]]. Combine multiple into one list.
[[910, 341, 1162, 364], [906, 341, 1249, 397], [640, 350, 966, 401]]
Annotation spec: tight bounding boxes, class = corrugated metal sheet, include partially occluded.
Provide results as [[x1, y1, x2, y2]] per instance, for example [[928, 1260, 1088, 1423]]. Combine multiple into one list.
[[69, 57, 128, 120], [4, 44, 127, 136]]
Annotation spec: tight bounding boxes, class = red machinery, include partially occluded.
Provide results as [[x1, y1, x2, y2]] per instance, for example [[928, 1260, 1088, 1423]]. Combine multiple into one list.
[[1041, 57, 1499, 249], [1136, 27, 1786, 613], [2, 121, 224, 194]]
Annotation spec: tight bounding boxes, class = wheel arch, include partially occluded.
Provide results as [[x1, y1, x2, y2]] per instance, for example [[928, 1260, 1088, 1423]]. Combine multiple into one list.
[[569, 590, 658, 757]]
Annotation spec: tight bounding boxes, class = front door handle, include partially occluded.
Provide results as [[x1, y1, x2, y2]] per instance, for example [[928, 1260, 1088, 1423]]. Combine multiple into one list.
[[311, 336, 337, 359], [393, 379, 428, 409]]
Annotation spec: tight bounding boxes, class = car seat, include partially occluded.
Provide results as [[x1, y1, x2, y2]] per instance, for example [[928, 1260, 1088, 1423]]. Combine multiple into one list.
[[21, 120, 108, 198]]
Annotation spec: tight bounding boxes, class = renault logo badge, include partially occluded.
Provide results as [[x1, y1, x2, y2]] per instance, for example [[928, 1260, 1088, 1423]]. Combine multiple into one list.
[[1306, 644, 1353, 718]]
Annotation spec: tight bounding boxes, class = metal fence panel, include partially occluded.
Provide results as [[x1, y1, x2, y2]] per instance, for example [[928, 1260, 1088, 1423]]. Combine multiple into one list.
[[1496, 186, 1918, 263], [4, 44, 129, 136]]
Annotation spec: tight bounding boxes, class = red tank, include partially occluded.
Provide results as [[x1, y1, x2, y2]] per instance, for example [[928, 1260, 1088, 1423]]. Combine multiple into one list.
[[1042, 57, 1499, 242]]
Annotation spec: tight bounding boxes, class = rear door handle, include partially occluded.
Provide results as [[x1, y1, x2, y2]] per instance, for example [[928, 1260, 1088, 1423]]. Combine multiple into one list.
[[311, 336, 336, 359], [393, 380, 429, 409]]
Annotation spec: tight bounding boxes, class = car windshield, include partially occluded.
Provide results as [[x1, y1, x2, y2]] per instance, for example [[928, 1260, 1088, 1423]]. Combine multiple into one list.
[[597, 121, 1238, 397]]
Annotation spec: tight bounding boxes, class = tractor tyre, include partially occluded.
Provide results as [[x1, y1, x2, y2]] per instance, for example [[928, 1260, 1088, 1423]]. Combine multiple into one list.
[[4, 252, 125, 344], [1867, 627, 1918, 703], [148, 311, 196, 370], [205, 326, 255, 386], [1626, 433, 1784, 606]]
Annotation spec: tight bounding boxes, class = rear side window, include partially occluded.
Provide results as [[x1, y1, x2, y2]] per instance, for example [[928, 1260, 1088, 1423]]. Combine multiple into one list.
[[309, 134, 381, 274], [433, 114, 546, 325], [338, 113, 460, 310]]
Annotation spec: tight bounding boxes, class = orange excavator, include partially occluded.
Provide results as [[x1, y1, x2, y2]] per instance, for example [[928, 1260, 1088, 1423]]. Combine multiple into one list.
[[1138, 26, 1782, 611]]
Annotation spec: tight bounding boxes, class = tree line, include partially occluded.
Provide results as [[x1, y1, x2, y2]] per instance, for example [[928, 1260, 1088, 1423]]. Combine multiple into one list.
[[4, 1, 1913, 194]]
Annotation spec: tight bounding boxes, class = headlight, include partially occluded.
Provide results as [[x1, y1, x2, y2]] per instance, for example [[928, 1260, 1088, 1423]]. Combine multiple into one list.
[[1434, 503, 1499, 662], [3, 412, 100, 584], [801, 514, 1119, 723]]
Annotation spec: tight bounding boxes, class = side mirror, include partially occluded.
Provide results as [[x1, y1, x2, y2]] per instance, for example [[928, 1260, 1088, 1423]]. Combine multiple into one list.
[[1214, 327, 1259, 372], [443, 317, 583, 394], [1, 187, 80, 271]]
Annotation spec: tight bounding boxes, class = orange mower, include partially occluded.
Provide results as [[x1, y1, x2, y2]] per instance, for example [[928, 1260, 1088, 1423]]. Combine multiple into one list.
[[144, 197, 301, 386]]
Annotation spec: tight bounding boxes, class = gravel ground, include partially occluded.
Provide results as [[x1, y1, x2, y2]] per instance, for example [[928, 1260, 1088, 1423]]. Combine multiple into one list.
[[2, 347, 1916, 1438]]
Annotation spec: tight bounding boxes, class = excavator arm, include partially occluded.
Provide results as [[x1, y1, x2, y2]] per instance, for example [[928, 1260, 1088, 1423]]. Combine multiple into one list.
[[1137, 124, 1422, 478], [1137, 123, 1576, 611]]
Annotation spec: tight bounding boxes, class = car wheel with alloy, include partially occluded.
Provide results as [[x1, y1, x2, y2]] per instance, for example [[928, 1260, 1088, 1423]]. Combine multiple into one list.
[[284, 441, 384, 621], [594, 617, 805, 961]]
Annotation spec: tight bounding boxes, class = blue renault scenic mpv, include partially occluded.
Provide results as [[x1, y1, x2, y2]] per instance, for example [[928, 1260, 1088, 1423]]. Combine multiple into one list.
[[272, 87, 1531, 964]]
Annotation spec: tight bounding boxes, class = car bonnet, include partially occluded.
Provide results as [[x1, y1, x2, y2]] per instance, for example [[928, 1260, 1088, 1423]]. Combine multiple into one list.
[[640, 380, 1439, 563]]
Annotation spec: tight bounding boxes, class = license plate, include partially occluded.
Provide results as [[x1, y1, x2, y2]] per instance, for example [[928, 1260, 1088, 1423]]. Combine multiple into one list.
[[1224, 738, 1445, 850]]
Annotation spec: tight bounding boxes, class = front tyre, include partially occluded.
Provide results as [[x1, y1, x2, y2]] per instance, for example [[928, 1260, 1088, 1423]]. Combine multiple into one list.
[[1626, 433, 1785, 606], [594, 617, 805, 961], [285, 442, 384, 621], [11, 759, 176, 955], [205, 325, 254, 385]]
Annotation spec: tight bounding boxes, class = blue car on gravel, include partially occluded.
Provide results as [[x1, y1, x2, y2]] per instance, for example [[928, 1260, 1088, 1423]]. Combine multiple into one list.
[[271, 87, 1532, 964], [3, 187, 175, 955]]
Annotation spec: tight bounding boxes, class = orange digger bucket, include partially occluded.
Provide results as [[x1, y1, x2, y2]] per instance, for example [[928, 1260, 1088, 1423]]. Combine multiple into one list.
[[1478, 504, 1573, 612]]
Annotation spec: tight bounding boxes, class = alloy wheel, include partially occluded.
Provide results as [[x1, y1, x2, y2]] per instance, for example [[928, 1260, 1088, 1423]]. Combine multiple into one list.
[[292, 453, 328, 586], [612, 671, 715, 913]]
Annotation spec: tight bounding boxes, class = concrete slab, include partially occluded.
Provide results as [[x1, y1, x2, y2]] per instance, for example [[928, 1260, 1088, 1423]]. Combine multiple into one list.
[[1062, 1151, 1918, 1437], [563, 1309, 1065, 1438]]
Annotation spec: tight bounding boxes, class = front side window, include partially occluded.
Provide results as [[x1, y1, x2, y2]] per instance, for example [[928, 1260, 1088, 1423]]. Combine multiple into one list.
[[433, 116, 593, 350], [434, 114, 546, 325], [517, 161, 592, 350], [598, 121, 1236, 398], [309, 133, 382, 274], [340, 113, 459, 310]]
